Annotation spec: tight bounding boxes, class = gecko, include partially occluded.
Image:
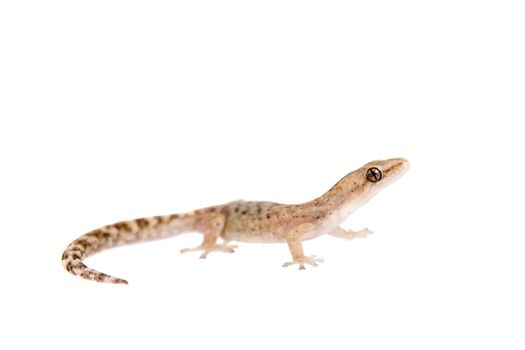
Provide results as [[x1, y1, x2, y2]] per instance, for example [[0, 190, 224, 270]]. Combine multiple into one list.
[[62, 158, 409, 284]]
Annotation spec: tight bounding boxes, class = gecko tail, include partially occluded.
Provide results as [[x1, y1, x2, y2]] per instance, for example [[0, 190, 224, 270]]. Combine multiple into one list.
[[62, 213, 197, 284], [62, 254, 128, 284]]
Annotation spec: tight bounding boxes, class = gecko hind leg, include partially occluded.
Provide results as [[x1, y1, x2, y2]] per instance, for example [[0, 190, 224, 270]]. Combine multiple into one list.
[[179, 213, 237, 259]]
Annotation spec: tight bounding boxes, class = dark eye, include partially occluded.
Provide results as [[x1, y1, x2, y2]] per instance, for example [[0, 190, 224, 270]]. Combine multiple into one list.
[[366, 167, 382, 182]]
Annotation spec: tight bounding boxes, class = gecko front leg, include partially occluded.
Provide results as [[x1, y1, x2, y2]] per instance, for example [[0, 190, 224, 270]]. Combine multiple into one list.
[[282, 235, 324, 270], [180, 213, 237, 259], [329, 227, 373, 240]]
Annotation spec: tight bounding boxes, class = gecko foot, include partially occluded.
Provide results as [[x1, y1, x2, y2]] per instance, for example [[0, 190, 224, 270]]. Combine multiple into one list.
[[180, 243, 238, 259], [282, 255, 324, 270], [353, 228, 373, 239]]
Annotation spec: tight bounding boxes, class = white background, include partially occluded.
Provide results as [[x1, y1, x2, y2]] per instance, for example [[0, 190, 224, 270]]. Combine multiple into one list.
[[1, 1, 524, 349]]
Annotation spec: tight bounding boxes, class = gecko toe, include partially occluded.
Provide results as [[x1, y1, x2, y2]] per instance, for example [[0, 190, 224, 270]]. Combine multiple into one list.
[[283, 255, 324, 270]]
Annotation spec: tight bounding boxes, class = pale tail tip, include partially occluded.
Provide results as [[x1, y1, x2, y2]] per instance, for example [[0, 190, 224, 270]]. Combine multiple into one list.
[[111, 278, 129, 285]]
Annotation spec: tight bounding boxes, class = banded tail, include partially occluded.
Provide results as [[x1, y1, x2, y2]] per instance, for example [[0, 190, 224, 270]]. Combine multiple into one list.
[[62, 213, 196, 284]]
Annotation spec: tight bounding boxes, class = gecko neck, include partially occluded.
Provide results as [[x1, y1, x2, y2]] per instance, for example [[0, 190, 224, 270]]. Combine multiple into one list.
[[302, 176, 366, 224]]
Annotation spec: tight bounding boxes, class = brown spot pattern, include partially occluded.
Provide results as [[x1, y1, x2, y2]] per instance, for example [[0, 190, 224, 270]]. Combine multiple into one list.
[[135, 218, 149, 229], [113, 222, 132, 232]]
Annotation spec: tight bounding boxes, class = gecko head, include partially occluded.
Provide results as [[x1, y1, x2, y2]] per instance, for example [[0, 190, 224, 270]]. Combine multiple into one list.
[[357, 158, 409, 196], [338, 158, 409, 211], [363, 158, 409, 184], [322, 158, 409, 217]]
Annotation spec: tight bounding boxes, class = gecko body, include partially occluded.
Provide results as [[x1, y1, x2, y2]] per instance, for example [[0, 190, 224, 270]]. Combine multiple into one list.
[[62, 158, 409, 284]]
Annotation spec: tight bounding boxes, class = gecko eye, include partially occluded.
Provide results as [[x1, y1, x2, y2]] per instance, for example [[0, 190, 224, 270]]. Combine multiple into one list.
[[366, 167, 383, 182]]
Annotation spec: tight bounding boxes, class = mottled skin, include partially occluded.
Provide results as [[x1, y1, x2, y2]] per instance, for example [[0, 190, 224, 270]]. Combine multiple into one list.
[[62, 158, 409, 284]]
